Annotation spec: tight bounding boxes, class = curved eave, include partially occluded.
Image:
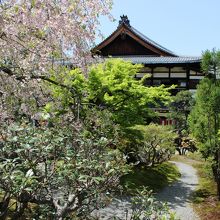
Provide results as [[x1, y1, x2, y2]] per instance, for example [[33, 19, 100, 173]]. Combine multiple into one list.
[[92, 25, 122, 53], [93, 23, 177, 57]]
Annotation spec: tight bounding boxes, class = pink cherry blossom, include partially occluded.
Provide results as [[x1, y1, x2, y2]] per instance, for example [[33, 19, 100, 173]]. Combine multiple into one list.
[[0, 0, 113, 75], [0, 0, 113, 120]]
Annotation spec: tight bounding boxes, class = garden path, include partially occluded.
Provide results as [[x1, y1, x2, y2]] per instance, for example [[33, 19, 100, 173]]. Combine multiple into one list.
[[93, 161, 200, 220], [156, 161, 200, 220]]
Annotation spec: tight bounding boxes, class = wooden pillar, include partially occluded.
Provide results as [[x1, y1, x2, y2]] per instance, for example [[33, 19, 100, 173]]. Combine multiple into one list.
[[186, 67, 190, 90], [151, 67, 154, 86]]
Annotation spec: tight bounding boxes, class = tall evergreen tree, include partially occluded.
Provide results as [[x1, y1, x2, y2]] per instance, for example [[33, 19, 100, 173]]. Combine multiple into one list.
[[189, 49, 220, 199]]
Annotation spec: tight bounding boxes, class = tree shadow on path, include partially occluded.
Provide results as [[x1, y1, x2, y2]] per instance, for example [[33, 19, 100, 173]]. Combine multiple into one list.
[[155, 161, 199, 219]]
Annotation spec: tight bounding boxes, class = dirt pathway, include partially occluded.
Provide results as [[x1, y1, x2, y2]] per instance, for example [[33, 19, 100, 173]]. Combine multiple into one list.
[[93, 161, 200, 220], [156, 161, 200, 220]]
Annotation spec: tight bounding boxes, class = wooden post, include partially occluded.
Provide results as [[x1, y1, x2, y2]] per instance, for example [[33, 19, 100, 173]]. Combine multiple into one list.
[[186, 68, 190, 90], [151, 67, 154, 86]]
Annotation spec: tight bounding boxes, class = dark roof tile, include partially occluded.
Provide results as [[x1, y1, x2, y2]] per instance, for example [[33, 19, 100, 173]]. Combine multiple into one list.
[[107, 55, 202, 64]]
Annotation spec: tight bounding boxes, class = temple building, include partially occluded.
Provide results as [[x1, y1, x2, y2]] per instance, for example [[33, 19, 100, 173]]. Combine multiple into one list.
[[93, 15, 204, 125]]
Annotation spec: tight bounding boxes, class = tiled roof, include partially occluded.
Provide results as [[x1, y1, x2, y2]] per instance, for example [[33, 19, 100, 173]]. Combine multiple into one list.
[[130, 26, 177, 56], [108, 56, 202, 64], [93, 22, 177, 57]]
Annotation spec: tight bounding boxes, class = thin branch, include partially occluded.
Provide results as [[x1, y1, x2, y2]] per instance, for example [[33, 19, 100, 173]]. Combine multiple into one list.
[[0, 65, 78, 97]]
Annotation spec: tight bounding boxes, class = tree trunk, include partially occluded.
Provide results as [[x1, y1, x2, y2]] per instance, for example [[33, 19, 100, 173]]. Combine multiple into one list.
[[212, 157, 220, 201], [216, 178, 220, 201], [182, 148, 186, 155], [177, 148, 182, 155], [12, 202, 27, 220], [0, 193, 10, 220], [151, 148, 156, 167], [55, 206, 67, 220], [56, 211, 64, 220]]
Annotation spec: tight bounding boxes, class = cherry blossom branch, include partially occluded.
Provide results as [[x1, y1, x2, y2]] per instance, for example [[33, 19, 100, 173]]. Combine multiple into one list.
[[0, 65, 78, 96]]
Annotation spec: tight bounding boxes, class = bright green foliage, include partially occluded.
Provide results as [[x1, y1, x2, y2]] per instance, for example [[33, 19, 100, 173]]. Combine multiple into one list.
[[45, 67, 86, 117], [47, 59, 172, 126], [51, 68, 85, 100], [87, 59, 172, 126]]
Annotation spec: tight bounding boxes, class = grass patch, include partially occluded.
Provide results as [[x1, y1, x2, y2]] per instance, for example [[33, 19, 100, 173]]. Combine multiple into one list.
[[192, 159, 220, 220], [120, 162, 180, 194]]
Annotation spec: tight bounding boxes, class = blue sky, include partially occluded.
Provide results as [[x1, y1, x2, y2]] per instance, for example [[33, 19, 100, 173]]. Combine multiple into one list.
[[99, 0, 220, 56]]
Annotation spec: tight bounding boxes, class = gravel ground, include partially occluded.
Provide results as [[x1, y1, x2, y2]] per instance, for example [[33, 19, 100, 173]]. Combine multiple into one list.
[[93, 161, 200, 220], [92, 196, 132, 219], [156, 161, 200, 220]]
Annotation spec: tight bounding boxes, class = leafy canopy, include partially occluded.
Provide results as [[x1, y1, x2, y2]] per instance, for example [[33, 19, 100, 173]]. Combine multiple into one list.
[[47, 59, 173, 126], [0, 110, 129, 219]]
